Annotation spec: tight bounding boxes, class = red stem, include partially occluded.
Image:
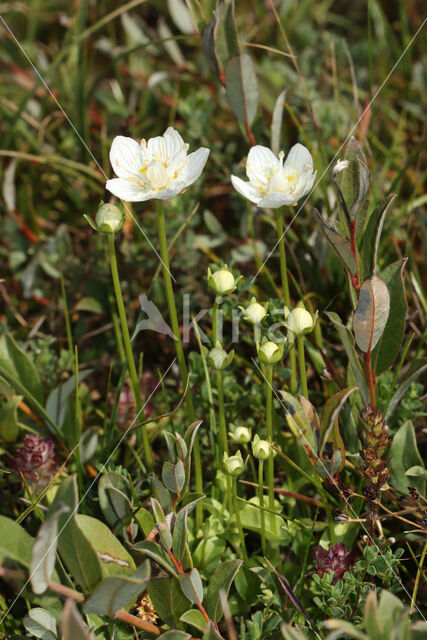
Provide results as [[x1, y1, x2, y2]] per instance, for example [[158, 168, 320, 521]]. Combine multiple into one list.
[[245, 122, 256, 146], [364, 350, 376, 409]]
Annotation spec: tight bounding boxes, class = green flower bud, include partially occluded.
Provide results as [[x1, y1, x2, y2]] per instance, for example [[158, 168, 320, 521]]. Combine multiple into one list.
[[95, 203, 125, 234], [258, 340, 284, 365], [223, 450, 246, 476], [207, 342, 234, 370], [207, 265, 240, 295], [229, 426, 252, 445], [285, 305, 317, 337], [252, 434, 273, 460], [242, 297, 268, 325]]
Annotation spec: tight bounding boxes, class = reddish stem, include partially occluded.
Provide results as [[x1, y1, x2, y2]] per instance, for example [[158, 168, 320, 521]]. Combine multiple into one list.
[[245, 122, 256, 146], [364, 350, 376, 409]]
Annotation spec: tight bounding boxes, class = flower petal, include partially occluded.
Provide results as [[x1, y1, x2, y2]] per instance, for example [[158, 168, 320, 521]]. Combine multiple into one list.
[[258, 192, 296, 208], [147, 135, 169, 164], [109, 136, 146, 179], [106, 178, 151, 202], [163, 127, 186, 159], [231, 175, 262, 204], [292, 170, 316, 201], [284, 143, 314, 173], [246, 145, 279, 189], [154, 181, 187, 200], [180, 147, 210, 188]]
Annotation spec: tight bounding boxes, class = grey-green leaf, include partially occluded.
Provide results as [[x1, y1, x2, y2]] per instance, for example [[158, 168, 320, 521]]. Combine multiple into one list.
[[162, 459, 186, 494], [23, 608, 58, 640], [353, 276, 390, 352], [205, 559, 242, 622], [371, 260, 407, 374], [313, 209, 356, 275], [0, 333, 43, 403], [61, 599, 95, 640], [0, 515, 34, 569], [180, 568, 204, 604], [389, 421, 425, 495], [84, 560, 150, 616], [385, 359, 427, 421], [271, 89, 287, 156], [0, 395, 21, 441], [180, 609, 207, 632], [31, 503, 69, 594], [337, 136, 370, 234], [225, 54, 259, 129], [132, 540, 178, 578]]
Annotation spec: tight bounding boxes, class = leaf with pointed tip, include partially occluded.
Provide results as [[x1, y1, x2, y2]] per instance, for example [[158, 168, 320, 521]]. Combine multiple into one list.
[[202, 622, 224, 640], [361, 194, 396, 278], [353, 276, 390, 353], [313, 209, 356, 275], [264, 558, 312, 624], [132, 540, 178, 578], [98, 472, 133, 530], [205, 559, 242, 622], [389, 421, 425, 496], [76, 514, 135, 577], [61, 600, 95, 640], [160, 632, 191, 640], [349, 158, 370, 224], [371, 260, 407, 374], [319, 387, 358, 462], [172, 506, 188, 562], [84, 560, 150, 616], [162, 459, 186, 494], [326, 312, 369, 404], [147, 576, 190, 627], [271, 90, 287, 155], [180, 568, 204, 604], [0, 333, 43, 404], [226, 54, 259, 129], [180, 609, 207, 632], [0, 395, 21, 442], [31, 503, 69, 594], [278, 391, 318, 457], [23, 608, 58, 640]]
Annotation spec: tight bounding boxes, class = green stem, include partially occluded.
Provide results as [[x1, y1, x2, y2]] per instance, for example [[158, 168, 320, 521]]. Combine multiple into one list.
[[59, 270, 73, 354], [155, 200, 202, 527], [275, 209, 297, 392], [265, 366, 276, 532], [258, 459, 266, 555], [212, 297, 220, 344], [107, 234, 153, 472], [232, 477, 248, 564], [297, 336, 308, 399], [217, 370, 228, 459]]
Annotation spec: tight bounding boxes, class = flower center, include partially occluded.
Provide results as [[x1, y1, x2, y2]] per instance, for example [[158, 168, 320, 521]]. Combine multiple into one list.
[[146, 160, 170, 190], [268, 165, 300, 194]]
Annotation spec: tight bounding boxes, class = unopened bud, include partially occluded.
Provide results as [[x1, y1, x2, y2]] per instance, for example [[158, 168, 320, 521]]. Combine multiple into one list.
[[95, 203, 125, 234], [223, 450, 246, 476], [252, 434, 273, 460], [229, 426, 252, 444], [207, 343, 234, 370], [285, 306, 316, 336], [258, 340, 283, 365], [243, 298, 267, 325], [207, 266, 240, 295]]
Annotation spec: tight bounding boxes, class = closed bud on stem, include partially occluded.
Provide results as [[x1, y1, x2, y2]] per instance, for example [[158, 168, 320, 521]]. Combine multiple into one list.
[[242, 297, 268, 325], [207, 342, 234, 370], [223, 450, 246, 476], [252, 434, 273, 460], [258, 340, 284, 365], [92, 202, 125, 234], [207, 265, 241, 295], [229, 426, 252, 444], [285, 304, 317, 337]]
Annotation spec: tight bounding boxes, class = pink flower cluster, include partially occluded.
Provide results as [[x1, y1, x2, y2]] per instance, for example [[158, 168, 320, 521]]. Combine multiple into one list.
[[12, 434, 58, 491], [313, 543, 356, 580]]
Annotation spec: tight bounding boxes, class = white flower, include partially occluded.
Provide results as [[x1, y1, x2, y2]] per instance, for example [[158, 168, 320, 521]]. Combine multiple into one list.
[[333, 159, 350, 176], [231, 143, 316, 208], [106, 127, 210, 202], [207, 266, 238, 295]]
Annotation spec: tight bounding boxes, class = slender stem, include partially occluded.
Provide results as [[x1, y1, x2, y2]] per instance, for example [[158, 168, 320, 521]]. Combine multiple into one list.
[[275, 209, 297, 392], [364, 350, 376, 409], [297, 336, 309, 399], [349, 220, 361, 293], [232, 476, 248, 564], [59, 270, 73, 353], [410, 539, 427, 612], [265, 366, 276, 532], [107, 234, 153, 471], [212, 296, 220, 344], [155, 200, 202, 526], [217, 370, 228, 458], [258, 459, 266, 554], [114, 609, 160, 635]]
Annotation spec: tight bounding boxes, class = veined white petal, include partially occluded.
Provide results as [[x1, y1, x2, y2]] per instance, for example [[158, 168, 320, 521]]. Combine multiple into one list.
[[284, 143, 314, 174], [106, 178, 151, 202], [154, 180, 186, 200], [231, 175, 262, 204], [147, 135, 169, 164], [163, 127, 186, 159], [109, 136, 145, 179], [293, 170, 316, 200], [246, 145, 280, 189], [258, 192, 296, 208], [180, 147, 210, 188]]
